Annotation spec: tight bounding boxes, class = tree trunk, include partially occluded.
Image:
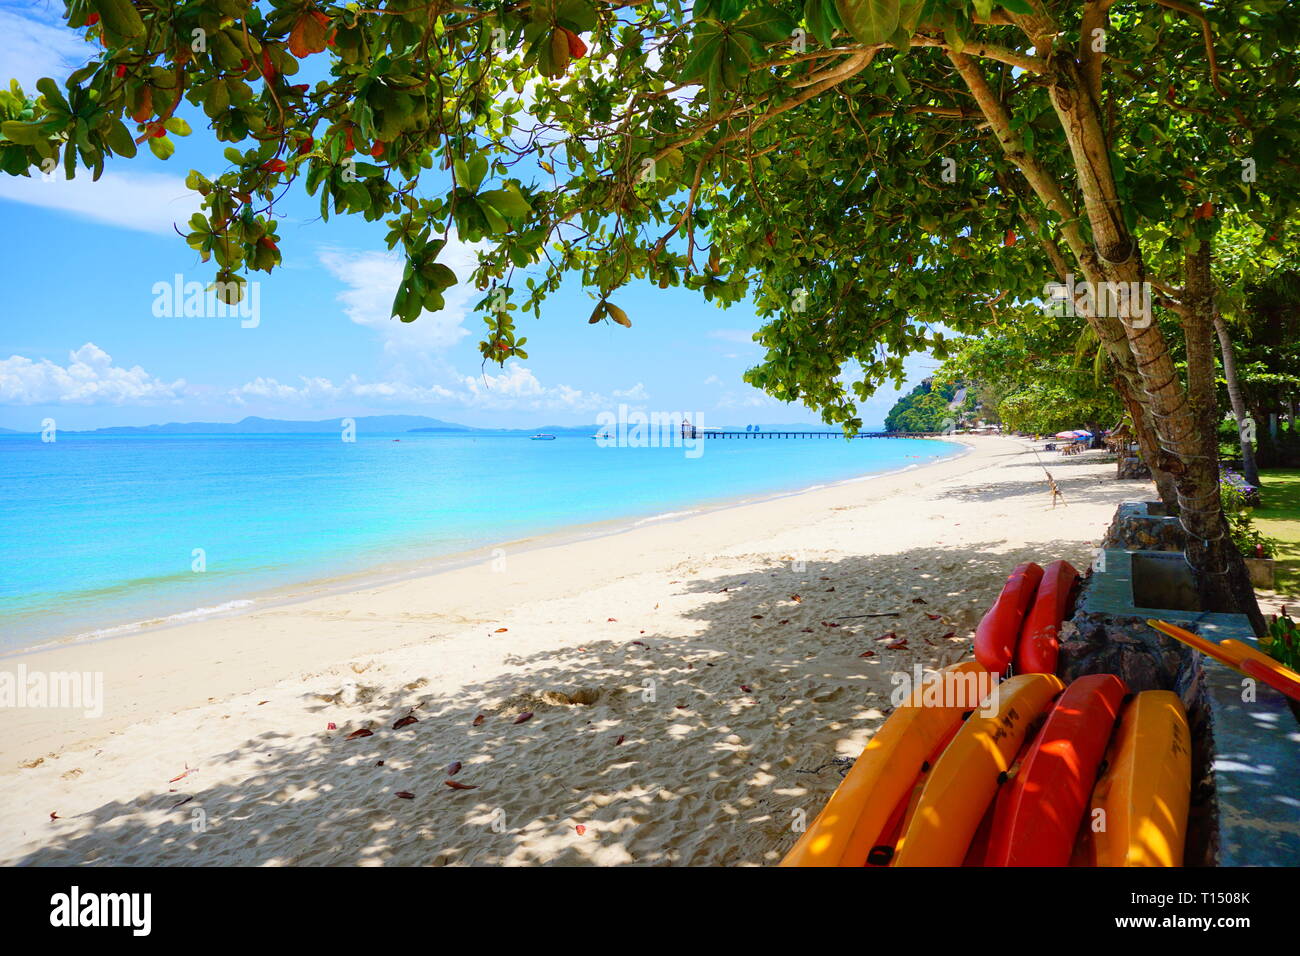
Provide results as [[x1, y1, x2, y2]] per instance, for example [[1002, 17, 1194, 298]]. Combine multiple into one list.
[[1214, 315, 1261, 486], [1114, 373, 1179, 505], [1184, 247, 1266, 633]]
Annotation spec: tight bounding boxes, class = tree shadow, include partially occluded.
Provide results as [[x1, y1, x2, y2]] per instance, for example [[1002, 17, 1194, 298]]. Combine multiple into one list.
[[11, 542, 1102, 868]]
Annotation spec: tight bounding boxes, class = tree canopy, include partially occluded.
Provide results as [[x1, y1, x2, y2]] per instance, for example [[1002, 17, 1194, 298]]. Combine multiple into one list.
[[6, 0, 1300, 614]]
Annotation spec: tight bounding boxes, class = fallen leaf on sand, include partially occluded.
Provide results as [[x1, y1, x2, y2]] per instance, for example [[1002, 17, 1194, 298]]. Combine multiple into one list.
[[347, 729, 374, 740], [876, 632, 898, 643], [911, 597, 928, 604], [630, 640, 647, 647], [675, 704, 687, 709], [513, 712, 534, 724], [821, 621, 839, 628], [779, 619, 789, 625], [393, 714, 419, 729], [859, 650, 876, 658], [575, 824, 587, 835], [49, 812, 58, 821], [925, 613, 942, 621], [494, 627, 508, 633], [445, 780, 478, 790], [751, 615, 763, 620], [941, 631, 956, 639], [791, 595, 802, 602], [169, 766, 198, 783], [885, 639, 909, 650], [740, 684, 752, 693], [172, 796, 193, 810], [615, 735, 625, 745], [801, 627, 814, 633], [472, 714, 486, 726], [447, 761, 462, 776], [258, 700, 269, 706], [607, 617, 618, 622], [396, 791, 415, 799], [327, 722, 337, 730]]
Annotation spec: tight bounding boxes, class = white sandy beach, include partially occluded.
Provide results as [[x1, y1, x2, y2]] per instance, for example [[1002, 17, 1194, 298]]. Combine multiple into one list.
[[0, 436, 1150, 866]]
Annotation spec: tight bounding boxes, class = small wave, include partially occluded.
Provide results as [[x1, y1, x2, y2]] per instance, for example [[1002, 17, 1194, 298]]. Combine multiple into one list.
[[24, 599, 256, 652], [632, 509, 701, 526]]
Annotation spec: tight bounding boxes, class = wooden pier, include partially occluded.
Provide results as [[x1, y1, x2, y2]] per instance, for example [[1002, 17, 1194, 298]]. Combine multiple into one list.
[[681, 428, 946, 439]]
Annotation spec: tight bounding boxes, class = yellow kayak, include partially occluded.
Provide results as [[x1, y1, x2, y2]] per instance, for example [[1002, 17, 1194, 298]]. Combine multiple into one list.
[[1086, 690, 1191, 867], [892, 673, 1064, 867], [780, 661, 987, 867]]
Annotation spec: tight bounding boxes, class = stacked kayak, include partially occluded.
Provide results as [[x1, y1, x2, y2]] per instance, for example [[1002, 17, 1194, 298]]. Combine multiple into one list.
[[782, 671, 1192, 867], [783, 559, 1196, 867], [974, 559, 1079, 675]]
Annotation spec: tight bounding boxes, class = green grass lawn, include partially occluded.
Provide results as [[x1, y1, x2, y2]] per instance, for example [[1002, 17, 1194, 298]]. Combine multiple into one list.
[[1253, 470, 1300, 595]]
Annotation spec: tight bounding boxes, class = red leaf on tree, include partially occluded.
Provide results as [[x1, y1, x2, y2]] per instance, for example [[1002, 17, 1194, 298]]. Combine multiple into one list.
[[562, 28, 588, 59], [1004, 230, 1017, 246], [260, 159, 287, 173], [1194, 201, 1215, 219]]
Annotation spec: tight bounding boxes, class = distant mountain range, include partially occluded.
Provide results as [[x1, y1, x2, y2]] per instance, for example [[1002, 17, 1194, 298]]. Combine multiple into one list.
[[0, 415, 851, 436]]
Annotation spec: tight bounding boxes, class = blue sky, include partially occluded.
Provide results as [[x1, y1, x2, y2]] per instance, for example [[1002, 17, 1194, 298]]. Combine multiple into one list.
[[0, 2, 933, 431]]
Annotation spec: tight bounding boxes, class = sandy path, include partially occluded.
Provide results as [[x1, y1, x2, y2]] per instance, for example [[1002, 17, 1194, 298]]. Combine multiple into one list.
[[0, 436, 1146, 865]]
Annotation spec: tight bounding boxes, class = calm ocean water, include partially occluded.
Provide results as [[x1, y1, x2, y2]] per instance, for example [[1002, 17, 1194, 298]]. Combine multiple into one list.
[[0, 432, 957, 651]]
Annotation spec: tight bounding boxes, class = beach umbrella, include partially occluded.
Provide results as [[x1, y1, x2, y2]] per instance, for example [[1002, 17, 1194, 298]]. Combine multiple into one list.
[[1054, 431, 1077, 439]]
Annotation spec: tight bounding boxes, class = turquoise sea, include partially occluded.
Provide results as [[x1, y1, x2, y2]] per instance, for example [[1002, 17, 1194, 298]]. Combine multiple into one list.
[[0, 432, 957, 652]]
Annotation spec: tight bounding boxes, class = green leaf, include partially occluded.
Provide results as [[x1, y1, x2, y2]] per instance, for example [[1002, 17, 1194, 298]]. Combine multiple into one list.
[[147, 134, 175, 160], [835, 0, 900, 45], [605, 301, 631, 327], [1, 121, 43, 146], [104, 119, 137, 157]]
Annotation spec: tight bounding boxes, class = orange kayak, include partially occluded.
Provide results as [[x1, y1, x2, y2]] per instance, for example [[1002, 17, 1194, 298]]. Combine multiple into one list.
[[1014, 560, 1078, 675], [1085, 690, 1191, 867], [892, 672, 1064, 866], [983, 673, 1127, 866], [779, 661, 988, 867], [975, 562, 1044, 673]]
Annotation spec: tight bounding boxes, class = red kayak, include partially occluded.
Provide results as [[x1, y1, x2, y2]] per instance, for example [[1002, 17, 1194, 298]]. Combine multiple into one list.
[[1014, 559, 1080, 675], [974, 562, 1043, 673], [983, 673, 1127, 866]]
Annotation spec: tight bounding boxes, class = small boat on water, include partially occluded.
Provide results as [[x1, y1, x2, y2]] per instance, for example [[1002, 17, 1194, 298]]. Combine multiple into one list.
[[530, 433, 556, 441]]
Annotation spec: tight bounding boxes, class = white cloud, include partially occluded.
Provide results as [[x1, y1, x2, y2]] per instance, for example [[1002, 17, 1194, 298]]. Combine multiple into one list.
[[318, 238, 485, 357], [0, 343, 187, 405], [228, 363, 624, 413], [0, 171, 200, 234], [0, 6, 89, 92]]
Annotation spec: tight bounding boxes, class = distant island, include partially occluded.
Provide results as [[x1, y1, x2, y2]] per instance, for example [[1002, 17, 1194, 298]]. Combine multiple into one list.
[[0, 415, 864, 436]]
